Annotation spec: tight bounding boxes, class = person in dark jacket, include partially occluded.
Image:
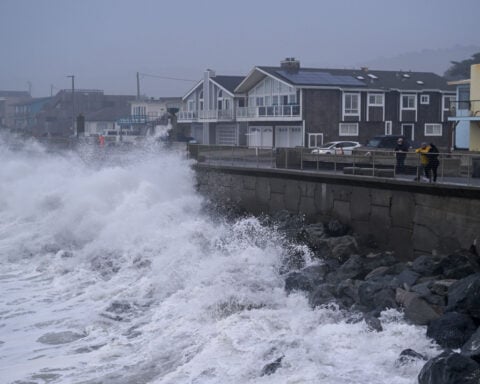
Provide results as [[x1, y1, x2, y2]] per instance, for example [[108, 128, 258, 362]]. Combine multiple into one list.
[[394, 137, 409, 174], [425, 143, 440, 182]]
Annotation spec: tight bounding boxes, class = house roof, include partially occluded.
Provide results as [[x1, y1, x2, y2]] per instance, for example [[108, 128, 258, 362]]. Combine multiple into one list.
[[0, 90, 31, 98], [210, 76, 245, 93], [182, 75, 245, 100], [236, 66, 455, 93]]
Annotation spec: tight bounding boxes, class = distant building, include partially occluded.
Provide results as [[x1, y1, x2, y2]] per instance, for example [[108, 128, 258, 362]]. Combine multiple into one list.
[[0, 91, 31, 130], [448, 64, 480, 151]]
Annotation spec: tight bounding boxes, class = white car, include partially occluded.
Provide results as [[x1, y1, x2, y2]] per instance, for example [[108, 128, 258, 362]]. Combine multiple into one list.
[[310, 141, 362, 155]]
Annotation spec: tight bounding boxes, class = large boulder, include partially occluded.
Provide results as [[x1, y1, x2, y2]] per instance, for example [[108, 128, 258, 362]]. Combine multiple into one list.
[[418, 351, 480, 384], [396, 288, 442, 325], [314, 236, 359, 263], [426, 312, 477, 349], [308, 283, 338, 308], [447, 273, 480, 320], [411, 254, 440, 276], [461, 327, 480, 364], [436, 252, 480, 279], [284, 264, 328, 294]]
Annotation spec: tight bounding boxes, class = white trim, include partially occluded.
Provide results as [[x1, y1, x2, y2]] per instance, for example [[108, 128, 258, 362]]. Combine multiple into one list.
[[424, 123, 442, 136], [420, 94, 430, 105], [385, 120, 392, 135], [342, 92, 361, 119], [182, 80, 203, 101], [367, 92, 385, 122], [339, 122, 359, 136]]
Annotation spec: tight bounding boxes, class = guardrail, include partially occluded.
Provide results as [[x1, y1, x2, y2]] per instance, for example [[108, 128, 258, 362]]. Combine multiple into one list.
[[188, 145, 480, 186]]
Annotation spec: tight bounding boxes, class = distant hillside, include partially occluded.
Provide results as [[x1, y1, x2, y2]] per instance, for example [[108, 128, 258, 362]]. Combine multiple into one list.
[[358, 45, 480, 75]]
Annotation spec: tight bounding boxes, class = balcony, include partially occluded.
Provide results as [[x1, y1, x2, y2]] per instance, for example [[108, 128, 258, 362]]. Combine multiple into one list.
[[236, 105, 301, 121], [178, 109, 234, 122]]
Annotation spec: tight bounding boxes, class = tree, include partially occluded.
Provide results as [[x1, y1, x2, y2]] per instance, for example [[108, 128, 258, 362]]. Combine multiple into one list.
[[444, 52, 480, 79]]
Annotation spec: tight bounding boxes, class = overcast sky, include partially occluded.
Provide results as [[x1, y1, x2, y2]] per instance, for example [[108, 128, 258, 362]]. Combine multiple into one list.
[[1, 0, 478, 97]]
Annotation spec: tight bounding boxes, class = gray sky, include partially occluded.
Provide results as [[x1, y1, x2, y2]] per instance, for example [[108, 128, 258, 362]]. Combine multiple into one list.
[[1, 0, 478, 98]]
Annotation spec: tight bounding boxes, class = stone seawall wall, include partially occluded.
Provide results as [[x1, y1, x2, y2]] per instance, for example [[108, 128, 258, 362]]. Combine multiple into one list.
[[194, 164, 480, 260]]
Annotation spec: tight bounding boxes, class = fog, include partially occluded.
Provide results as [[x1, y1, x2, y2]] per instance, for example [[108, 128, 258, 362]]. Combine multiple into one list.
[[0, 0, 478, 97]]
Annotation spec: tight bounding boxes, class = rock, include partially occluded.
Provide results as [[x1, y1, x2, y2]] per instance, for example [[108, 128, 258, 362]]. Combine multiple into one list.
[[396, 288, 441, 325], [426, 312, 477, 349], [284, 264, 328, 294], [461, 327, 480, 364], [418, 351, 480, 384], [315, 236, 359, 263], [430, 279, 456, 296], [364, 314, 383, 332], [363, 251, 397, 272], [302, 223, 327, 249], [393, 269, 420, 289], [334, 254, 365, 281], [358, 279, 397, 312], [364, 266, 389, 281], [447, 273, 480, 320], [411, 255, 439, 276], [326, 219, 349, 237], [437, 252, 480, 279], [308, 284, 338, 308], [261, 356, 284, 376], [335, 279, 362, 306], [395, 348, 427, 367], [411, 281, 446, 307]]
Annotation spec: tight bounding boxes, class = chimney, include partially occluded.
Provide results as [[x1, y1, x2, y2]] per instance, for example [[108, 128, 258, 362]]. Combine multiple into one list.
[[280, 57, 300, 73]]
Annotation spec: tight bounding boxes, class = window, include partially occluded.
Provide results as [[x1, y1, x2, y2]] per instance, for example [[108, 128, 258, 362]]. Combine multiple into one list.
[[385, 121, 392, 135], [256, 97, 264, 107], [199, 91, 204, 110], [217, 90, 223, 110], [443, 95, 455, 111], [420, 95, 430, 105], [401, 95, 416, 109], [368, 94, 384, 106], [425, 123, 442, 136], [308, 133, 323, 148], [344, 93, 360, 115], [339, 123, 359, 136]]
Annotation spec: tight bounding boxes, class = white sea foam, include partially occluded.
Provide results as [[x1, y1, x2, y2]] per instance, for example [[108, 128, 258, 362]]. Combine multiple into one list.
[[0, 134, 439, 383]]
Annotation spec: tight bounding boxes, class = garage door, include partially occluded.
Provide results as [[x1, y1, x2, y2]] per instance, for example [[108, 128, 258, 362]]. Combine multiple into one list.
[[275, 126, 302, 148], [248, 126, 273, 148], [216, 125, 237, 145]]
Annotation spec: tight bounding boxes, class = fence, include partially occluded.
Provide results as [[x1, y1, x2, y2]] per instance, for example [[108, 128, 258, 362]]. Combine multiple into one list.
[[188, 145, 480, 187]]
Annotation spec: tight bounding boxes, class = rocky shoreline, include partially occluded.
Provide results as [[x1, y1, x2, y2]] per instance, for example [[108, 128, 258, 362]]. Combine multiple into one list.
[[267, 210, 480, 383]]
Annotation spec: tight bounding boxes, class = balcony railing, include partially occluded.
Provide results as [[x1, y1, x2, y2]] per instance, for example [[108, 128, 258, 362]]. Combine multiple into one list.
[[178, 111, 198, 120], [236, 105, 301, 119], [178, 110, 234, 121]]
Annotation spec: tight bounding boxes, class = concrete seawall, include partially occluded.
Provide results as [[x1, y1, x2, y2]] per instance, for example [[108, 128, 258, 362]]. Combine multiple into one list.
[[194, 163, 480, 260]]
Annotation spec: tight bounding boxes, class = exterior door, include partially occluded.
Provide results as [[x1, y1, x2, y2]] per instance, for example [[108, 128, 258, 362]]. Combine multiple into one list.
[[248, 126, 273, 148], [401, 124, 414, 141]]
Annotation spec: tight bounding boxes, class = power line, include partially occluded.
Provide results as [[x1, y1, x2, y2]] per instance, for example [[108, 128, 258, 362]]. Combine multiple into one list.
[[139, 72, 197, 83]]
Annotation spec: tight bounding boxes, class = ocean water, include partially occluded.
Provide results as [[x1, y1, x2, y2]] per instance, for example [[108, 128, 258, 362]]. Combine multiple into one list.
[[0, 135, 439, 384]]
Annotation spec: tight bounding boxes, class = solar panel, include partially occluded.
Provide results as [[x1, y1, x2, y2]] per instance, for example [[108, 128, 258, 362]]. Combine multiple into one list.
[[276, 70, 366, 87]]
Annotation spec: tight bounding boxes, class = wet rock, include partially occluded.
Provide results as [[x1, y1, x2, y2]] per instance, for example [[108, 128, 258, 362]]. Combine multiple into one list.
[[284, 264, 328, 294], [418, 351, 480, 384], [437, 252, 480, 279], [395, 348, 427, 367], [261, 356, 284, 376], [309, 283, 338, 308], [393, 269, 420, 288], [326, 219, 349, 237], [430, 279, 456, 296], [461, 327, 480, 364], [447, 273, 480, 320], [396, 288, 441, 325], [427, 312, 477, 349], [302, 223, 327, 249], [411, 281, 446, 307], [411, 255, 439, 276], [362, 251, 397, 272], [364, 314, 383, 332]]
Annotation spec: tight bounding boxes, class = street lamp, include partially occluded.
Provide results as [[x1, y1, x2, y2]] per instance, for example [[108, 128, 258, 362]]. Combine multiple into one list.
[[67, 75, 75, 136]]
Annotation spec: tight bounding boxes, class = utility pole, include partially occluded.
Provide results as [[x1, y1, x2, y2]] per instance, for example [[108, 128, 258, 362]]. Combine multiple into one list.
[[67, 75, 75, 136], [136, 72, 140, 100]]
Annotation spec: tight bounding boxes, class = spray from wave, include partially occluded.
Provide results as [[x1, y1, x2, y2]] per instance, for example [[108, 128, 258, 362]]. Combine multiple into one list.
[[0, 133, 439, 383]]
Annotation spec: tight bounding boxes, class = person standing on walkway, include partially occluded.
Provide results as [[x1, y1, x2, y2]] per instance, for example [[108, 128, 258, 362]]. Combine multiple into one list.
[[415, 142, 431, 181], [425, 142, 440, 182], [394, 137, 409, 174]]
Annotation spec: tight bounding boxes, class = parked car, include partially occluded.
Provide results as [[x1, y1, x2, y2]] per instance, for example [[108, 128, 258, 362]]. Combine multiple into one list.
[[364, 135, 413, 150], [311, 141, 362, 155]]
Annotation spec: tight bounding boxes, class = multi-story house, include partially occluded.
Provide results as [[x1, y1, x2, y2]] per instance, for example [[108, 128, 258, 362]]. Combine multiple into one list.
[[177, 70, 245, 145], [235, 58, 456, 149], [117, 97, 182, 139], [448, 64, 480, 151]]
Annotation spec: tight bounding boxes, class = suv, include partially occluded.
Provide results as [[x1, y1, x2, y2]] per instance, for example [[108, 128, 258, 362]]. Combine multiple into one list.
[[365, 135, 412, 150]]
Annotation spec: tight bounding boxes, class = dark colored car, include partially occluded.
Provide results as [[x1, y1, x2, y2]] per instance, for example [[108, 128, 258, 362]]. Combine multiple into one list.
[[365, 135, 413, 150]]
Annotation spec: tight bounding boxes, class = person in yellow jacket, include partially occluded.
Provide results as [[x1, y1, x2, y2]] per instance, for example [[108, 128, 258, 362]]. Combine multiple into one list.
[[414, 142, 431, 181]]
